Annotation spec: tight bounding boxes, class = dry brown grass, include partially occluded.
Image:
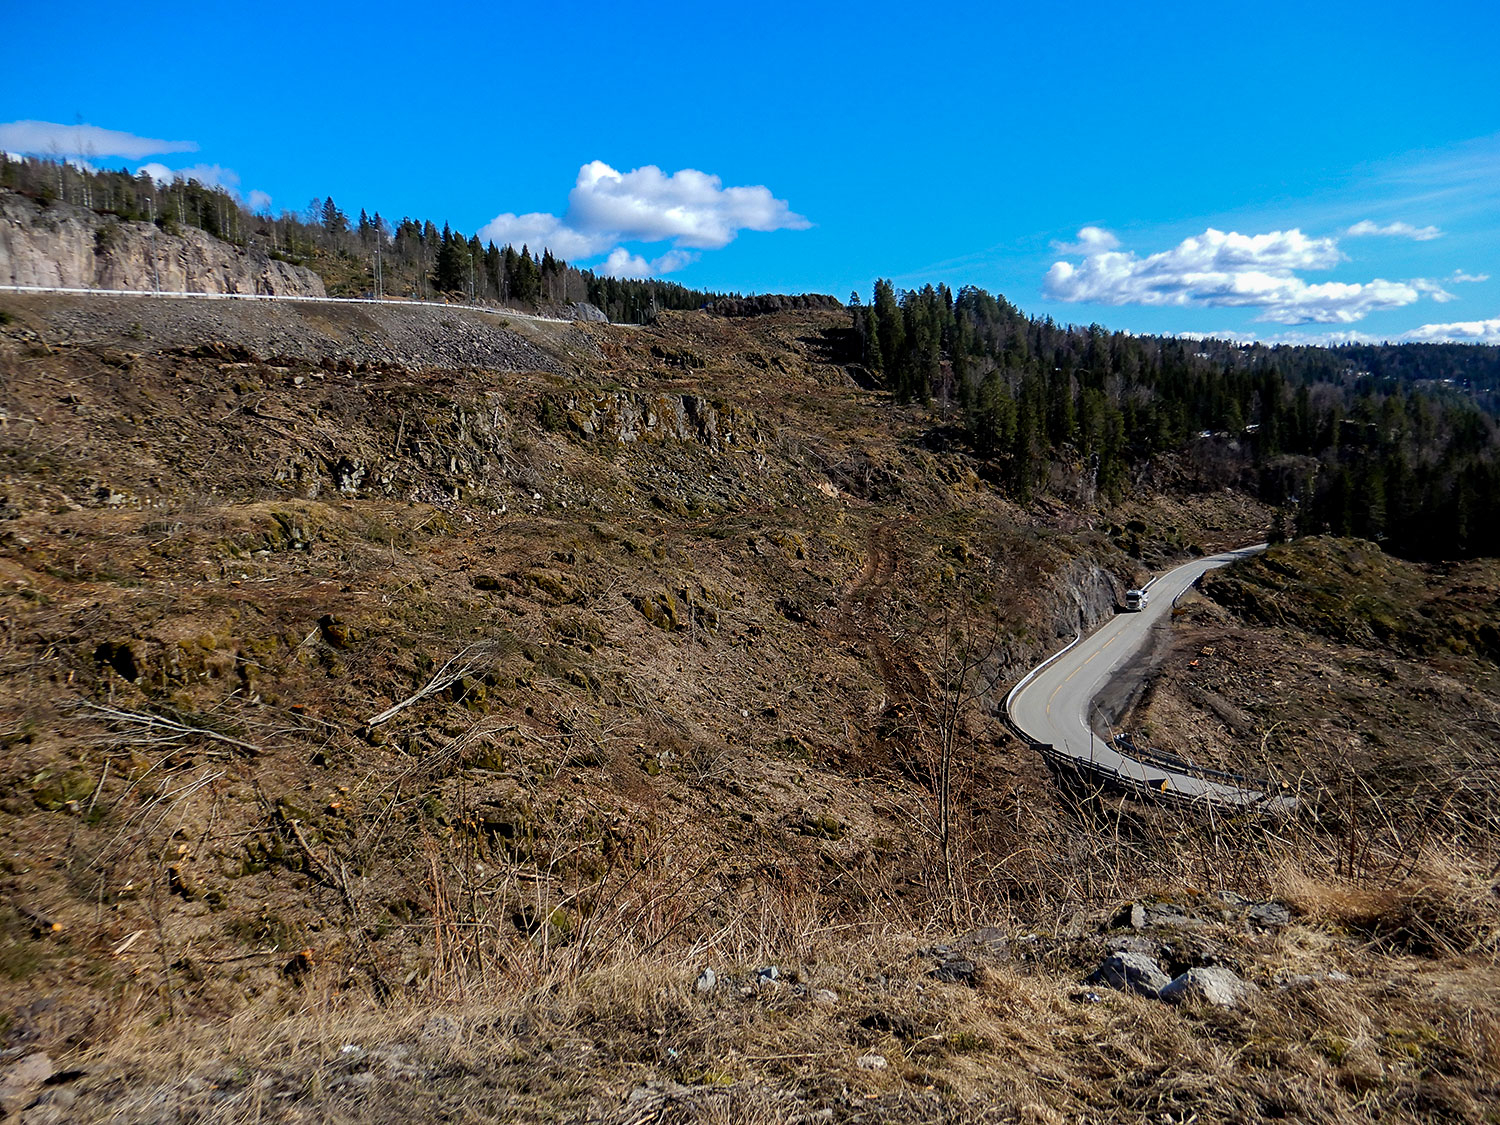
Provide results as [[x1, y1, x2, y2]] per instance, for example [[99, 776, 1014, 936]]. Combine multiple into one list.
[[58, 891, 1500, 1124], [1278, 859, 1500, 958]]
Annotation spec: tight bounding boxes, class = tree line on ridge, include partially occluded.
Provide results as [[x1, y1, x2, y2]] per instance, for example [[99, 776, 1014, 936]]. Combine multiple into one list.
[[852, 280, 1500, 560], [0, 156, 730, 323]]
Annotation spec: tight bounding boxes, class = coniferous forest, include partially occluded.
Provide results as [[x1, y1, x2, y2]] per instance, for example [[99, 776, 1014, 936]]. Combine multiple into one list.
[[852, 281, 1500, 560]]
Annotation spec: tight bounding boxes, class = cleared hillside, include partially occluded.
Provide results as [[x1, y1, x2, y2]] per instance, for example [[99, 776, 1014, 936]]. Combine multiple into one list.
[[0, 294, 1494, 1124]]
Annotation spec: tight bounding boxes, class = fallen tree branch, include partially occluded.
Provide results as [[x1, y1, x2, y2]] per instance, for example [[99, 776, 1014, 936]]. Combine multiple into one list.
[[73, 701, 262, 755], [365, 642, 495, 728]]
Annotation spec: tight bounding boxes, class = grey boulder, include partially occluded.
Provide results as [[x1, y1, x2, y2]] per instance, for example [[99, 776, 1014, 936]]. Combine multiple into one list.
[[1160, 966, 1256, 1008], [1086, 952, 1172, 999]]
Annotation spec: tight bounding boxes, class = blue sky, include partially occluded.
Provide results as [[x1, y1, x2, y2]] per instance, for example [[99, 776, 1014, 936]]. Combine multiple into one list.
[[3, 0, 1498, 343]]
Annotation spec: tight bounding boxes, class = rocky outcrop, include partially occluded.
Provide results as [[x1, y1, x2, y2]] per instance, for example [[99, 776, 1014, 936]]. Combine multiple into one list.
[[1160, 966, 1257, 1008], [1050, 558, 1123, 637], [561, 391, 757, 449], [0, 190, 324, 296], [1087, 951, 1173, 998], [564, 302, 610, 323]]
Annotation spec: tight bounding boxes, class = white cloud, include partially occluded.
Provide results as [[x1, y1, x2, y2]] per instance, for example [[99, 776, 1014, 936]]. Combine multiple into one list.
[[1051, 225, 1120, 254], [1183, 319, 1500, 347], [1401, 317, 1500, 344], [1411, 278, 1458, 303], [599, 248, 652, 278], [649, 249, 698, 274], [478, 160, 808, 270], [0, 120, 197, 160], [165, 163, 240, 191], [477, 211, 608, 260], [135, 161, 271, 215], [1045, 226, 1458, 325], [1283, 329, 1385, 345], [1267, 329, 1386, 345], [1177, 327, 1396, 345], [1345, 219, 1443, 241], [1389, 270, 1487, 305], [597, 246, 700, 278], [566, 161, 809, 249]]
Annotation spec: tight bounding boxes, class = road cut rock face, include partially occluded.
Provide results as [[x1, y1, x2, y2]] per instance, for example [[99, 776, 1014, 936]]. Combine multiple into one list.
[[0, 189, 325, 296]]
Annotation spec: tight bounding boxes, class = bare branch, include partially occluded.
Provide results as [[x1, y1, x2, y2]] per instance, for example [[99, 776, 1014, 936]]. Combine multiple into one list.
[[365, 642, 496, 728], [73, 700, 262, 755]]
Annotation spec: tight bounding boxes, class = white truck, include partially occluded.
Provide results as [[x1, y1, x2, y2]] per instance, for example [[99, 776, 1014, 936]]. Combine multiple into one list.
[[1123, 588, 1149, 612]]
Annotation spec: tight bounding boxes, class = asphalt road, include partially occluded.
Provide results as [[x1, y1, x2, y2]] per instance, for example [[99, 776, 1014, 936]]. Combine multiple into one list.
[[1007, 544, 1273, 807]]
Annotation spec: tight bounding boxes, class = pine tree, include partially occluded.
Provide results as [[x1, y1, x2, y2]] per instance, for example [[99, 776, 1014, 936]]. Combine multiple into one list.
[[485, 242, 503, 297], [467, 235, 484, 298], [320, 197, 348, 235], [432, 224, 469, 293], [873, 279, 904, 388]]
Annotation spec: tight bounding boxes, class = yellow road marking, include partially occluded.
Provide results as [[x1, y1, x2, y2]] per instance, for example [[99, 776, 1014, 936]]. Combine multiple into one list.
[[1044, 630, 1123, 715], [1062, 630, 1119, 683]]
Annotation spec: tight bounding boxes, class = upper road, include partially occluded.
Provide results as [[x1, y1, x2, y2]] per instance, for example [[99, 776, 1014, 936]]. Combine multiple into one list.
[[1007, 544, 1271, 807], [0, 284, 571, 323]]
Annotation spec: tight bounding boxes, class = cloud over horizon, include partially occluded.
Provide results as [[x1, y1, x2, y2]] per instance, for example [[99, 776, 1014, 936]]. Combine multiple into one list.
[[0, 120, 197, 161], [479, 161, 809, 277], [1402, 316, 1500, 344], [138, 161, 271, 213], [598, 247, 700, 278], [1345, 219, 1443, 241], [1044, 225, 1477, 325], [139, 162, 238, 190], [1, 121, 273, 212], [1177, 310, 1500, 347]]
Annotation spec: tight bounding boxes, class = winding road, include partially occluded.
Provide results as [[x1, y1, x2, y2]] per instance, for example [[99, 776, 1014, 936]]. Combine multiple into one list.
[[1006, 544, 1279, 808]]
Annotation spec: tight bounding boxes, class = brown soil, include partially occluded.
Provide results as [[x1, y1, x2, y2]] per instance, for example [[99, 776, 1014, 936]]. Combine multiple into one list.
[[0, 295, 1493, 1123]]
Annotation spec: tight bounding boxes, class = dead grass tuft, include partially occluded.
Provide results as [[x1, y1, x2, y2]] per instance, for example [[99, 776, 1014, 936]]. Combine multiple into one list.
[[1278, 854, 1500, 957]]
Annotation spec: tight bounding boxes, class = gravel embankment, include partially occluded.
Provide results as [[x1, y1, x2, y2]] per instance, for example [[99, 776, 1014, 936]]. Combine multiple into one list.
[[1, 292, 563, 372]]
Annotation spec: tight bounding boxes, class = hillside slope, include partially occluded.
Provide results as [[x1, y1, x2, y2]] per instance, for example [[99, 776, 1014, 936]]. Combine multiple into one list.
[[0, 294, 1495, 1124]]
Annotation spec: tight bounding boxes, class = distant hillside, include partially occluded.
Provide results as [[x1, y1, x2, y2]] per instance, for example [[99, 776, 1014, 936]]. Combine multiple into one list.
[[0, 189, 324, 296], [0, 156, 745, 322], [5, 153, 1499, 560], [850, 281, 1500, 559]]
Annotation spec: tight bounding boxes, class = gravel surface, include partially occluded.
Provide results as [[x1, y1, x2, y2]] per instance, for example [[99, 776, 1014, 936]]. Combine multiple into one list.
[[2, 292, 561, 373]]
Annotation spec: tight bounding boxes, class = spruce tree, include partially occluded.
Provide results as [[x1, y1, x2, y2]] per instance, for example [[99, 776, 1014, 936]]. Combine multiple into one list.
[[432, 224, 469, 293]]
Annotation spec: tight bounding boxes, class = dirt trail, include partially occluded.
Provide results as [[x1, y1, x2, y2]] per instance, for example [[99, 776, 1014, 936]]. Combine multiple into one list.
[[841, 521, 902, 615], [829, 520, 934, 732]]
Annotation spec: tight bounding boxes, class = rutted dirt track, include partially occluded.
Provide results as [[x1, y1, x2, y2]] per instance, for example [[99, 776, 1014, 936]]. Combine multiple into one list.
[[832, 521, 927, 707], [841, 521, 902, 614]]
